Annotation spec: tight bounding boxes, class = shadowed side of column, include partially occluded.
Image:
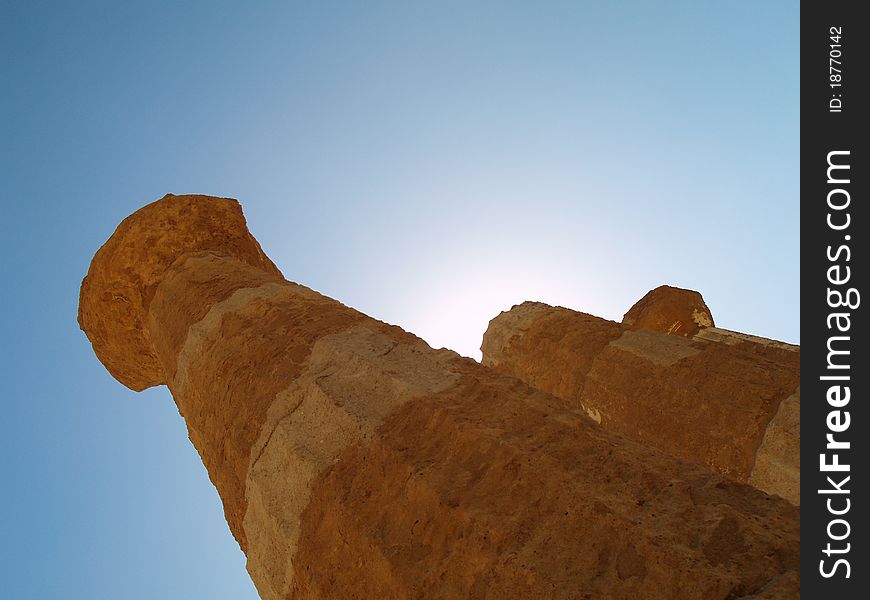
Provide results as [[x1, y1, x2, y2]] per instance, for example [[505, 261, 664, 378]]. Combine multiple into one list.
[[80, 195, 800, 599], [481, 297, 800, 506]]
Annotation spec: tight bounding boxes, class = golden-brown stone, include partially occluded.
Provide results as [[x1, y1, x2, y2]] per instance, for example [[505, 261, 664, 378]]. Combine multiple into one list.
[[482, 298, 800, 505], [77, 194, 282, 391], [623, 284, 714, 337], [80, 196, 800, 599]]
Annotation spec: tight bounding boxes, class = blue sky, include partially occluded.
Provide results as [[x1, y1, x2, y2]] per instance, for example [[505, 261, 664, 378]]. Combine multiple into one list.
[[2, 2, 798, 598]]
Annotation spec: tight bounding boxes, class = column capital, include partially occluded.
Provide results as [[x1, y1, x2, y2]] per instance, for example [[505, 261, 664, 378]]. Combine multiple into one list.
[[77, 194, 282, 391]]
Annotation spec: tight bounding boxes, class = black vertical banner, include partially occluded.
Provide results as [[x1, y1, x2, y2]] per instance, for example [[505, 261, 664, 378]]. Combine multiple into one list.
[[802, 2, 868, 597]]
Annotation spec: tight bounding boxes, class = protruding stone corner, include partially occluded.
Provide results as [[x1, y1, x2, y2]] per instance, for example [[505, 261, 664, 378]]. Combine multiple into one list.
[[77, 194, 284, 392], [622, 284, 714, 338]]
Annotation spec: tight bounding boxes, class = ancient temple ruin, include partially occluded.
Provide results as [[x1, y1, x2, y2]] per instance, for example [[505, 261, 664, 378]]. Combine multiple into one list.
[[79, 194, 799, 599]]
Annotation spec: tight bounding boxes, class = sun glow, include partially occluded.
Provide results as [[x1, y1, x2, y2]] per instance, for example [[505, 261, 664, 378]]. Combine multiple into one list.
[[399, 258, 614, 361]]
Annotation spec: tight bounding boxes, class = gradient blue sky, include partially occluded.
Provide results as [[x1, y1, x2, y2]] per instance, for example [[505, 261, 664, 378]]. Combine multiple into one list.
[[2, 2, 798, 598]]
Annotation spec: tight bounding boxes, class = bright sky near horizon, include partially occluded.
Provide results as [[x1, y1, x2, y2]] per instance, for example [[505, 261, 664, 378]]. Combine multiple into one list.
[[2, 2, 798, 598]]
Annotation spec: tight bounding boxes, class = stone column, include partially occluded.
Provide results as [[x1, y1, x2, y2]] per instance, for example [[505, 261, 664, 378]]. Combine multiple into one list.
[[481, 291, 800, 506], [80, 195, 799, 599]]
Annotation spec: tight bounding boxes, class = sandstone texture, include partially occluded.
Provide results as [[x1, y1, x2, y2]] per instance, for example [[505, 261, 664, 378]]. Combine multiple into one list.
[[482, 299, 800, 506], [78, 194, 282, 391], [622, 285, 714, 337], [80, 195, 800, 599]]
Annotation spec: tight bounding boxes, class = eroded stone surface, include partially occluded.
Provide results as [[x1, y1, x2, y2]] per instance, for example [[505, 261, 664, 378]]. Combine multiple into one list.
[[244, 326, 461, 599], [748, 388, 801, 504], [288, 366, 799, 600], [149, 260, 365, 550], [623, 285, 714, 337], [80, 196, 801, 598], [480, 302, 622, 402], [482, 298, 800, 505], [78, 194, 281, 391]]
